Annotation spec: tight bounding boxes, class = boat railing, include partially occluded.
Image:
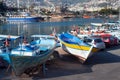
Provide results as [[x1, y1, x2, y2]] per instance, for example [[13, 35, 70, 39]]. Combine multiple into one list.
[[8, 15, 29, 18]]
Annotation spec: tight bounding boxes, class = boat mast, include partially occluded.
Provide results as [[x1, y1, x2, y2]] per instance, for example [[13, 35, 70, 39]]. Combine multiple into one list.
[[17, 0, 20, 11], [27, 0, 30, 12], [118, 6, 120, 21]]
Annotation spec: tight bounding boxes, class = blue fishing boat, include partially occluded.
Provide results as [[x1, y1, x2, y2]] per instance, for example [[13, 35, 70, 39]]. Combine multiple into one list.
[[9, 38, 56, 76], [6, 12, 44, 22], [6, 0, 44, 22], [0, 35, 20, 63], [31, 34, 60, 47], [58, 33, 99, 63]]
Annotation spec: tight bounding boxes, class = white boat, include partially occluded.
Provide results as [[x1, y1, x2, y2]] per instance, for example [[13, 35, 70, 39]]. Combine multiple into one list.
[[6, 12, 43, 22], [58, 33, 99, 63], [6, 0, 44, 22]]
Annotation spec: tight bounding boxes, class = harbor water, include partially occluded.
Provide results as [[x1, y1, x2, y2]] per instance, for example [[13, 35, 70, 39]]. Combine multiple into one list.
[[0, 18, 116, 37]]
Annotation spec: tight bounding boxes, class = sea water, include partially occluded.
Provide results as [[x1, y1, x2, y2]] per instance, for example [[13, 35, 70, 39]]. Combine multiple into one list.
[[0, 17, 117, 37]]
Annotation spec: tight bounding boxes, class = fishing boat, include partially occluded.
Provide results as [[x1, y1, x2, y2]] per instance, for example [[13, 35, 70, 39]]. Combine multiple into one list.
[[6, 0, 44, 22], [6, 12, 43, 22], [31, 34, 60, 47], [9, 38, 56, 76], [83, 15, 91, 19], [0, 37, 10, 64], [0, 35, 20, 63], [0, 35, 20, 40], [58, 33, 99, 63]]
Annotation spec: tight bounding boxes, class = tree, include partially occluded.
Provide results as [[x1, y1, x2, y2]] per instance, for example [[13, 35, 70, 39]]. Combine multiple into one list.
[[0, 1, 7, 15], [99, 8, 119, 15]]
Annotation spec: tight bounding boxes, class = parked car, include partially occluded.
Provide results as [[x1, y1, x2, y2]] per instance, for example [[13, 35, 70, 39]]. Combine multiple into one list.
[[99, 33, 119, 47], [83, 37, 106, 50], [110, 32, 120, 44], [115, 35, 120, 44]]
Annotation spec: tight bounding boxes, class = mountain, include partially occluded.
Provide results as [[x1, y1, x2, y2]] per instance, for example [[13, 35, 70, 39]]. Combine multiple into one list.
[[4, 0, 120, 10], [4, 0, 90, 7], [34, 0, 120, 9]]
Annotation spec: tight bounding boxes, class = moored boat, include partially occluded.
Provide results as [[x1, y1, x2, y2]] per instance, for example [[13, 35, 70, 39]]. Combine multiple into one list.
[[83, 15, 91, 19], [0, 35, 20, 63], [31, 34, 60, 47], [6, 12, 44, 22], [58, 33, 99, 63], [9, 38, 56, 76]]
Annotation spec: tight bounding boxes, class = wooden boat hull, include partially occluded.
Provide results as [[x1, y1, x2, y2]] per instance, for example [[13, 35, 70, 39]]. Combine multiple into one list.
[[59, 33, 99, 63], [6, 16, 44, 22], [0, 52, 10, 63], [9, 47, 55, 76], [61, 43, 95, 63]]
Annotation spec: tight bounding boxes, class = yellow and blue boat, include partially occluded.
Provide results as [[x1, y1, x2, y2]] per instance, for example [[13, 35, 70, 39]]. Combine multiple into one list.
[[58, 33, 99, 63]]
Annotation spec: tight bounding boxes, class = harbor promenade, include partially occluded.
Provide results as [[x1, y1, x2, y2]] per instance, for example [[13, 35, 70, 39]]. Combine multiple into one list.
[[0, 45, 120, 80]]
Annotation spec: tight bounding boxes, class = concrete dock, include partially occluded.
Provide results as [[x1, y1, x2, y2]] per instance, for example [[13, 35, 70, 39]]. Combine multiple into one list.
[[0, 45, 120, 80]]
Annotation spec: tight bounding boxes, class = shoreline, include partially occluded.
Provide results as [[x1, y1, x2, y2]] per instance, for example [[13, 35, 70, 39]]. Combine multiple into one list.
[[0, 46, 120, 80]]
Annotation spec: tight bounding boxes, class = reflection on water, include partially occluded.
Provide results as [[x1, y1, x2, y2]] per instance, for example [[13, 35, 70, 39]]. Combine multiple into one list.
[[0, 18, 115, 37]]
